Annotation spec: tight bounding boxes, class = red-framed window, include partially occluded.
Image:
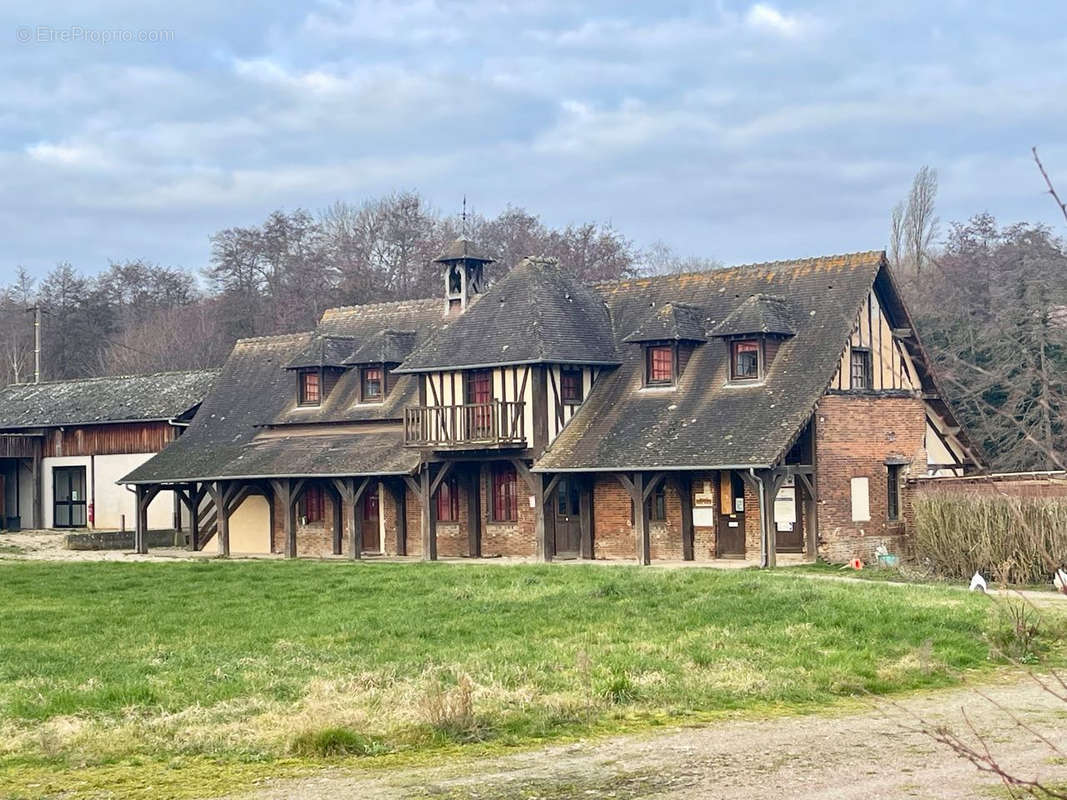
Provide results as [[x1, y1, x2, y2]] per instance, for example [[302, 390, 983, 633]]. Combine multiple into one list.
[[560, 368, 583, 404], [465, 369, 492, 403], [491, 463, 518, 522], [300, 485, 325, 523], [646, 345, 674, 385], [361, 366, 384, 401], [299, 369, 321, 405], [731, 340, 760, 381], [435, 475, 460, 522]]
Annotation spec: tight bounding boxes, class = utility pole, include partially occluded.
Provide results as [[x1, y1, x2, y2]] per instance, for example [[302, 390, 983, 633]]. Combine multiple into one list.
[[26, 306, 41, 383]]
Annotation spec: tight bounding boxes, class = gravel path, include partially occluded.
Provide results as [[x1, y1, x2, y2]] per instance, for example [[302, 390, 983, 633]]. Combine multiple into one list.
[[231, 674, 1067, 800]]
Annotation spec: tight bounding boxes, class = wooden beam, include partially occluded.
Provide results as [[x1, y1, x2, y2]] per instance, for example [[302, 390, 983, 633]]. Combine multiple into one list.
[[466, 466, 481, 558], [269, 479, 294, 558], [543, 473, 562, 501], [134, 485, 147, 554], [350, 477, 371, 561], [532, 470, 551, 562], [430, 460, 454, 497], [420, 467, 437, 561], [208, 481, 231, 557], [510, 458, 538, 493], [330, 478, 353, 558], [578, 476, 593, 560], [671, 474, 694, 561], [642, 471, 667, 501], [633, 472, 650, 565], [385, 479, 408, 556], [612, 471, 637, 499]]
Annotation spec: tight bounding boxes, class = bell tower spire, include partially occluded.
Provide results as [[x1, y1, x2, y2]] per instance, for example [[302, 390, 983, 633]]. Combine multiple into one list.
[[434, 220, 494, 315]]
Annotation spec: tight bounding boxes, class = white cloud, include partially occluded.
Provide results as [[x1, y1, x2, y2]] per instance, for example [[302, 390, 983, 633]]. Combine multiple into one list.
[[744, 3, 816, 39]]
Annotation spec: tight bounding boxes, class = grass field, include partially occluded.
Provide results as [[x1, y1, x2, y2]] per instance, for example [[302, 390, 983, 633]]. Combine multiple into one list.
[[0, 560, 1042, 799]]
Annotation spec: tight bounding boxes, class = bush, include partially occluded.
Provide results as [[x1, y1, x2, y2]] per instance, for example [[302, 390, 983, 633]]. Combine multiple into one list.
[[912, 492, 1067, 584], [289, 726, 388, 758], [985, 600, 1047, 664]]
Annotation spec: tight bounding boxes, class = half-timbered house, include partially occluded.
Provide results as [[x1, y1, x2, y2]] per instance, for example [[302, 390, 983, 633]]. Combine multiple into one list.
[[121, 244, 978, 565], [0, 370, 217, 532]]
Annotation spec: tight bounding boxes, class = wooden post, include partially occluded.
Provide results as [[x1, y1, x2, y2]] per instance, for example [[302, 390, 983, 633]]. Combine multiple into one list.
[[420, 467, 437, 561], [466, 466, 481, 558], [31, 453, 41, 530], [269, 479, 295, 558], [579, 476, 593, 560], [186, 484, 201, 551], [674, 474, 694, 561], [214, 481, 231, 557], [394, 480, 408, 556], [134, 485, 146, 554], [763, 477, 776, 569], [634, 472, 650, 566]]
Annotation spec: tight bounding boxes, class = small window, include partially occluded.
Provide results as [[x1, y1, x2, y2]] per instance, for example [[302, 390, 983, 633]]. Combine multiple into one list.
[[850, 348, 872, 390], [435, 475, 460, 522], [300, 485, 325, 523], [731, 340, 760, 381], [646, 345, 674, 385], [299, 369, 321, 405], [887, 464, 902, 521], [647, 484, 667, 521], [362, 366, 384, 401], [560, 368, 583, 405], [491, 463, 518, 522]]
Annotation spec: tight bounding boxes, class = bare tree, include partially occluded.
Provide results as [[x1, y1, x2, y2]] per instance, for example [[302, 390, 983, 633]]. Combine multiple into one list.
[[889, 165, 939, 276]]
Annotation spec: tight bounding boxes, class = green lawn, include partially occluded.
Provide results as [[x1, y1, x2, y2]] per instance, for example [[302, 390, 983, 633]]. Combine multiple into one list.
[[0, 560, 1029, 799]]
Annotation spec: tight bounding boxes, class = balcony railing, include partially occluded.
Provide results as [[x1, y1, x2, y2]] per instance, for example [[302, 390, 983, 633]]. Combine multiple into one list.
[[404, 401, 526, 448]]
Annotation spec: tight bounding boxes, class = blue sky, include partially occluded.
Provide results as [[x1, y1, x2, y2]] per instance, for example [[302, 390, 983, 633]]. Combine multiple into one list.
[[3, 1, 1066, 280]]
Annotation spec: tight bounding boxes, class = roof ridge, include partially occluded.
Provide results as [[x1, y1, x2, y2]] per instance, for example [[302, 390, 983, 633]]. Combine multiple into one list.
[[234, 332, 312, 346], [321, 297, 440, 318], [596, 250, 886, 290], [1, 368, 219, 389]]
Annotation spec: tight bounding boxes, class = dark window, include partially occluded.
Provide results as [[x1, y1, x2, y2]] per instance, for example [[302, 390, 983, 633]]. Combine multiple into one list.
[[560, 368, 583, 404], [647, 484, 667, 521], [466, 369, 494, 439], [299, 369, 321, 405], [491, 463, 518, 522], [887, 464, 902, 521], [851, 348, 872, 390], [362, 366, 383, 401], [300, 485, 325, 523], [646, 345, 674, 385], [436, 475, 460, 522], [731, 340, 760, 381], [364, 490, 379, 521]]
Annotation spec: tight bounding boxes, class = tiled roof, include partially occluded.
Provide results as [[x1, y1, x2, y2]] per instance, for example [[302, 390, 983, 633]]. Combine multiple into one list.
[[709, 294, 796, 337], [345, 330, 417, 365], [623, 302, 709, 343], [433, 236, 494, 263], [535, 252, 888, 471], [0, 370, 218, 430], [394, 256, 619, 372], [285, 335, 357, 370]]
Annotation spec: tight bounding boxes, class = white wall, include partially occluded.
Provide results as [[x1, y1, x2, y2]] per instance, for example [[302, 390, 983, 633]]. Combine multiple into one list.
[[228, 494, 272, 553], [41, 453, 175, 530]]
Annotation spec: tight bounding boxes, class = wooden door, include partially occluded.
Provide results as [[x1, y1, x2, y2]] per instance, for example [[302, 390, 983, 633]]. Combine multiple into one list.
[[718, 472, 746, 557], [362, 490, 380, 552], [465, 370, 493, 439], [553, 477, 582, 558]]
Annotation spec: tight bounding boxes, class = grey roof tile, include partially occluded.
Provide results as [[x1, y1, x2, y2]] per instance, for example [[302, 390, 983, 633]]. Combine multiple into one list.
[[0, 370, 218, 430]]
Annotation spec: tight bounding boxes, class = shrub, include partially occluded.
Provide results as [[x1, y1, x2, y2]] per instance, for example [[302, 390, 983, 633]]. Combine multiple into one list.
[[985, 600, 1047, 664], [912, 492, 1067, 584], [421, 674, 482, 741], [289, 727, 388, 758]]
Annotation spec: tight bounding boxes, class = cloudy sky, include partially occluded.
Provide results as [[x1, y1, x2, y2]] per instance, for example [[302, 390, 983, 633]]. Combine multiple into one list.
[[3, 1, 1066, 279]]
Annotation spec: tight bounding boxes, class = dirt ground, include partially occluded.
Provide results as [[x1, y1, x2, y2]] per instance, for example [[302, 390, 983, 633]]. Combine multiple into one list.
[[225, 674, 1067, 800]]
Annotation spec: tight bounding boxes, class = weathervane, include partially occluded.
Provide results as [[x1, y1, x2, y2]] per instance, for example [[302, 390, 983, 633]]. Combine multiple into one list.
[[461, 195, 468, 236]]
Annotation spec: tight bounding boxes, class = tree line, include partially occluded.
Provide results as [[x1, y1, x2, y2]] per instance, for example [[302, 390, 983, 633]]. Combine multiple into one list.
[[4, 176, 1067, 474], [0, 193, 713, 385]]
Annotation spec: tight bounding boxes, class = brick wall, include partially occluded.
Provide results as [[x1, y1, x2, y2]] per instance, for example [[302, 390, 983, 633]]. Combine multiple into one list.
[[815, 393, 926, 562]]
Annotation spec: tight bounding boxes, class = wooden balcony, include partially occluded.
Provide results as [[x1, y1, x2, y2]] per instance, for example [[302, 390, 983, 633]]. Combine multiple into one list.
[[404, 401, 526, 449]]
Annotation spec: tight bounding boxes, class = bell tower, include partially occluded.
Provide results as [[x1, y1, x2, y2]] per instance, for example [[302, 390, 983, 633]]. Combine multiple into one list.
[[434, 236, 494, 315]]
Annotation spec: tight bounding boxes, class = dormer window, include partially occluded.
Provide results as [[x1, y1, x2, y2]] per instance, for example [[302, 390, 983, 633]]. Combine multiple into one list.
[[646, 345, 675, 386], [361, 366, 384, 402], [299, 369, 321, 405], [731, 340, 761, 382]]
